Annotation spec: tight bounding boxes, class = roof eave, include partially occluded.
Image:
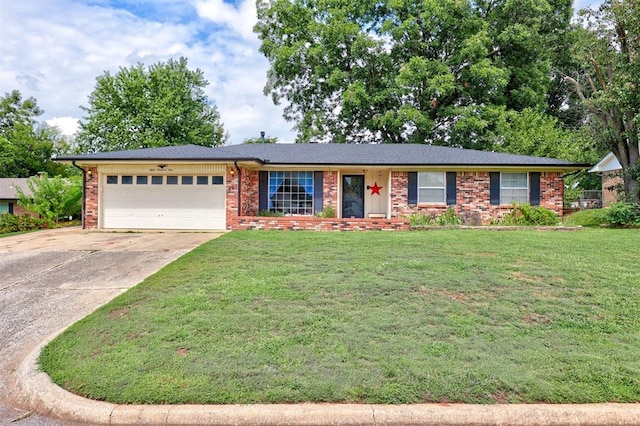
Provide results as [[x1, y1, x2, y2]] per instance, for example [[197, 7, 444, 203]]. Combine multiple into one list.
[[55, 157, 265, 165]]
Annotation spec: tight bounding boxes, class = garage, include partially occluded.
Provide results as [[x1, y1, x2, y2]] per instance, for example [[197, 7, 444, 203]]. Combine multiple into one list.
[[99, 166, 226, 230]]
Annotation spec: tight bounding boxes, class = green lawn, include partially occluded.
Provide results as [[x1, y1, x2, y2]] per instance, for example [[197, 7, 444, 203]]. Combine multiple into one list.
[[40, 229, 640, 404]]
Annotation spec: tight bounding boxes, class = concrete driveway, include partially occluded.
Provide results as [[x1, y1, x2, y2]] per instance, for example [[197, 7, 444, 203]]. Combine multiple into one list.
[[0, 227, 221, 425]]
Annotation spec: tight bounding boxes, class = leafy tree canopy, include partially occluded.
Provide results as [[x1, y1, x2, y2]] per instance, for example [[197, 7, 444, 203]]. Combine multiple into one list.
[[255, 0, 573, 147], [76, 57, 228, 153], [0, 90, 70, 178], [243, 135, 278, 144], [16, 174, 82, 223], [567, 0, 640, 202]]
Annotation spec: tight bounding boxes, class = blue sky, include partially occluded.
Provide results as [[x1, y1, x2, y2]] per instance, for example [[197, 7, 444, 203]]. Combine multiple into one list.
[[0, 0, 603, 144]]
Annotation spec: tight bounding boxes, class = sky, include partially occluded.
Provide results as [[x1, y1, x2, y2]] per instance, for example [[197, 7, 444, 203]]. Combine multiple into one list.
[[0, 0, 603, 145]]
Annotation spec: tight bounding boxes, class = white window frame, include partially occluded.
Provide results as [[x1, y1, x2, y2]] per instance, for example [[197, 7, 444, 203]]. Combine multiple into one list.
[[418, 172, 446, 204], [268, 171, 314, 215], [501, 172, 528, 204]]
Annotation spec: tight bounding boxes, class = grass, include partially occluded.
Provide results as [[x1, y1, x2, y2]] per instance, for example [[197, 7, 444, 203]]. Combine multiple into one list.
[[40, 229, 640, 405], [563, 209, 607, 227]]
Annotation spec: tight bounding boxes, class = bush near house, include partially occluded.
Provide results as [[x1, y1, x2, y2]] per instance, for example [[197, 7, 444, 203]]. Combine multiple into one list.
[[409, 208, 462, 227], [604, 202, 640, 227], [498, 204, 560, 226], [0, 213, 50, 234]]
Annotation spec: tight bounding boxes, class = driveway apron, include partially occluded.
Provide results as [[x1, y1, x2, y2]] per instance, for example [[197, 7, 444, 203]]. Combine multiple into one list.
[[0, 228, 220, 425]]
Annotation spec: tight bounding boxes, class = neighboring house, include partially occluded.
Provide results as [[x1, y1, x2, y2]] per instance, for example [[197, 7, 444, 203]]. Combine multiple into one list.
[[0, 178, 32, 215], [57, 144, 587, 231], [589, 152, 622, 206]]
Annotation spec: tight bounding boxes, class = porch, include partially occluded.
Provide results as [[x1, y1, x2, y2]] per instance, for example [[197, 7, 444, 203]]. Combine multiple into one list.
[[231, 215, 409, 231]]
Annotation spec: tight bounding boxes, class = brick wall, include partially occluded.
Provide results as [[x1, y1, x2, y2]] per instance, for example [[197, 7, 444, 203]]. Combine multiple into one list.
[[323, 170, 339, 211], [226, 166, 239, 226], [8, 203, 32, 216], [389, 171, 565, 225], [539, 172, 564, 215], [602, 171, 622, 206], [84, 166, 566, 231], [233, 216, 409, 231], [84, 167, 99, 229]]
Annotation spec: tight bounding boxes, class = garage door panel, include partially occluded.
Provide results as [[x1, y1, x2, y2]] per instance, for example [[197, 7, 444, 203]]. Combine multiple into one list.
[[103, 176, 226, 230]]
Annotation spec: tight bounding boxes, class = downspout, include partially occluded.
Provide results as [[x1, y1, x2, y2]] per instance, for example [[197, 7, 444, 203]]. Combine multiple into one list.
[[71, 161, 86, 229], [234, 161, 242, 217]]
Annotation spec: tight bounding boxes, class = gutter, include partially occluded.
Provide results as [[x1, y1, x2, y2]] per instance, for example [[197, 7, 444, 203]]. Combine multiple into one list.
[[71, 161, 86, 230]]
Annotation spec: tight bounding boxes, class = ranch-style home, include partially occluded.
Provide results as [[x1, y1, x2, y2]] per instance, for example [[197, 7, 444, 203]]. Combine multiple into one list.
[[58, 143, 588, 231]]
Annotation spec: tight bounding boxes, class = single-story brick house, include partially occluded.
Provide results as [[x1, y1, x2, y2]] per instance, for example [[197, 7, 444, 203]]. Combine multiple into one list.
[[58, 144, 587, 231], [0, 178, 33, 215]]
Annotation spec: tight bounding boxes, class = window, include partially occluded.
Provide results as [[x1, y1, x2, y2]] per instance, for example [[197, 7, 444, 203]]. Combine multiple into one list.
[[0, 202, 8, 214], [269, 171, 313, 215], [212, 176, 224, 185], [167, 176, 178, 185], [197, 176, 208, 185], [106, 175, 118, 184], [418, 172, 445, 203], [136, 176, 148, 185], [151, 176, 163, 185], [182, 176, 193, 185], [121, 176, 133, 185], [501, 173, 528, 204]]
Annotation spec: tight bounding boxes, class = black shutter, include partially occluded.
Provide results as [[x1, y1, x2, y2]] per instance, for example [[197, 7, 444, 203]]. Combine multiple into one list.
[[446, 172, 457, 206], [408, 172, 418, 205], [530, 172, 541, 206], [258, 171, 268, 212], [8, 202, 13, 214], [314, 171, 324, 214], [490, 172, 500, 205]]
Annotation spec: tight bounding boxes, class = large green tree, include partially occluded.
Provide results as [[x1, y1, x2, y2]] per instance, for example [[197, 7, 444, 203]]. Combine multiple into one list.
[[0, 90, 68, 178], [566, 0, 639, 202], [255, 0, 572, 146], [76, 58, 228, 153]]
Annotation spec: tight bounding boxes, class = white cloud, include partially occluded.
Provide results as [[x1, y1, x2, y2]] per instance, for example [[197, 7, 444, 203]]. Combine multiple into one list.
[[193, 0, 257, 41], [0, 0, 295, 143], [46, 117, 81, 136]]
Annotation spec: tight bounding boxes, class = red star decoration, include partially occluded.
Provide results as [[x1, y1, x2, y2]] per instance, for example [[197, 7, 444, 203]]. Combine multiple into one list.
[[369, 182, 383, 195]]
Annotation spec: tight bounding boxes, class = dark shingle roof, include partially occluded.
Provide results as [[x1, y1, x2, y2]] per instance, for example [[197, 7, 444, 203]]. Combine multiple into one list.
[[0, 178, 33, 199], [57, 143, 588, 168]]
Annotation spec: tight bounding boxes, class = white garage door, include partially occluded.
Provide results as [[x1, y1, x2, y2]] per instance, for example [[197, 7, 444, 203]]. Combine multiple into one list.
[[102, 174, 226, 230]]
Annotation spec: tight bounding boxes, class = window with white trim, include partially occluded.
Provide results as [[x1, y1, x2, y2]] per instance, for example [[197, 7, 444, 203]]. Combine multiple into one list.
[[269, 171, 314, 215], [501, 173, 528, 204], [418, 172, 445, 203]]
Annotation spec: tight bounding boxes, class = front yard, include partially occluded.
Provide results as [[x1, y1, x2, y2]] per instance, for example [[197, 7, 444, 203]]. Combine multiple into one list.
[[40, 229, 640, 404]]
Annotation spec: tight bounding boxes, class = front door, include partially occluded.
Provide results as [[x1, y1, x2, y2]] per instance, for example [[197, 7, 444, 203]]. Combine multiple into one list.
[[342, 175, 365, 218]]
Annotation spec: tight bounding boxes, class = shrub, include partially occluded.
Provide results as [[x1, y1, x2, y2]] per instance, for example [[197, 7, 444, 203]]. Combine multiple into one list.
[[315, 205, 336, 218], [603, 202, 640, 227], [257, 210, 285, 217], [500, 204, 560, 226], [0, 213, 51, 234], [410, 208, 462, 227], [436, 208, 462, 225], [409, 213, 436, 226]]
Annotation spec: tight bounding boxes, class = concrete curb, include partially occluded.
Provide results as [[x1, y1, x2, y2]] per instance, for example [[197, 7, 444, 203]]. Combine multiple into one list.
[[17, 341, 640, 426]]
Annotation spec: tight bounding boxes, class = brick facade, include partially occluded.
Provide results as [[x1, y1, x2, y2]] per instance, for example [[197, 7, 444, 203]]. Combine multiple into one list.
[[233, 216, 409, 231], [83, 165, 566, 230], [385, 171, 564, 226], [84, 167, 99, 229], [602, 171, 622, 206]]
